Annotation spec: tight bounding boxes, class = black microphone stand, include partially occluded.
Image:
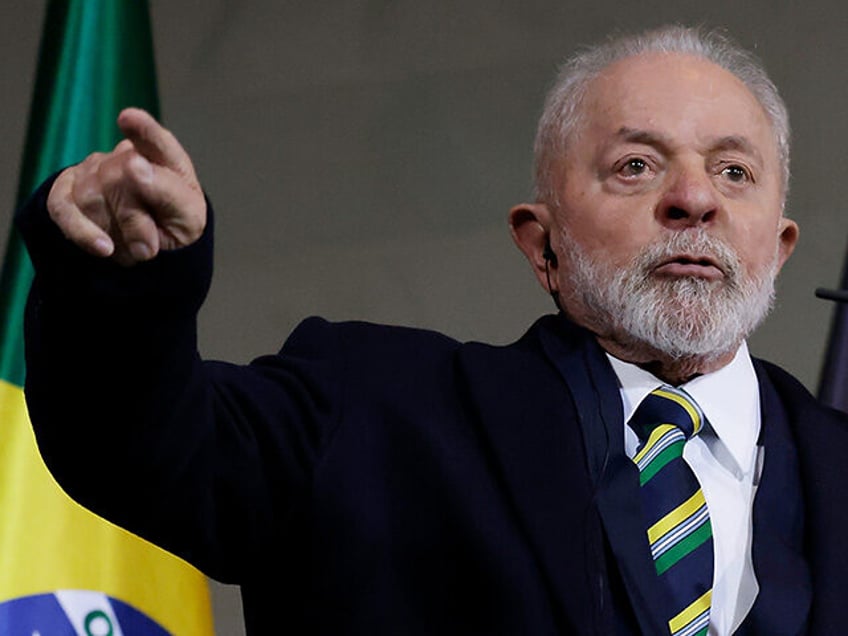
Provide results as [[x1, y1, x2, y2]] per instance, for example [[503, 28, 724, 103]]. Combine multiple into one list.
[[817, 249, 848, 413], [815, 288, 848, 303]]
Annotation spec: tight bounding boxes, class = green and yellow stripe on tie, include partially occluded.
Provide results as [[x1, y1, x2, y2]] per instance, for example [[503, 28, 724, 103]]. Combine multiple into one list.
[[669, 589, 712, 636], [634, 424, 686, 485]]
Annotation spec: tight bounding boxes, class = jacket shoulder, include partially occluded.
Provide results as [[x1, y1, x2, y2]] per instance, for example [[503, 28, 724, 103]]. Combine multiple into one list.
[[754, 357, 848, 426], [284, 316, 462, 357]]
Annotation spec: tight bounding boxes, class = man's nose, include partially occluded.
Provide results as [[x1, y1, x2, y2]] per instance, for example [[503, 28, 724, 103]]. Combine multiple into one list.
[[656, 168, 719, 229]]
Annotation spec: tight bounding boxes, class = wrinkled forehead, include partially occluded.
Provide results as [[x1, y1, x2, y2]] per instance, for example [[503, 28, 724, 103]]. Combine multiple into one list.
[[573, 52, 780, 163]]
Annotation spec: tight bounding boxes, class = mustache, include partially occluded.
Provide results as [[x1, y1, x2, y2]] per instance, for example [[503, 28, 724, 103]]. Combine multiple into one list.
[[634, 230, 741, 281]]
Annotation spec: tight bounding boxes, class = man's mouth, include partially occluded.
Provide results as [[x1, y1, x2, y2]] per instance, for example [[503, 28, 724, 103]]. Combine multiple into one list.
[[653, 255, 725, 280]]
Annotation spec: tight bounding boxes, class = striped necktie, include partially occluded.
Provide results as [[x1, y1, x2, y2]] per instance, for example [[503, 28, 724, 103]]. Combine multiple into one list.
[[629, 385, 714, 636]]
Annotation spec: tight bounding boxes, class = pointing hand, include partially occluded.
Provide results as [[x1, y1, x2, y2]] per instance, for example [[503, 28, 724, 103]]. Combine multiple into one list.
[[47, 108, 206, 266]]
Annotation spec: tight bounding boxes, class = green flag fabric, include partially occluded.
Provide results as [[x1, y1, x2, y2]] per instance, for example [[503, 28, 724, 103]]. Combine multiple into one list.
[[2, 0, 162, 387], [0, 1, 214, 633]]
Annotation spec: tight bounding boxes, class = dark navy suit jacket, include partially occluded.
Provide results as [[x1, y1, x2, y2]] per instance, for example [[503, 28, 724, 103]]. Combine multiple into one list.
[[18, 183, 848, 634]]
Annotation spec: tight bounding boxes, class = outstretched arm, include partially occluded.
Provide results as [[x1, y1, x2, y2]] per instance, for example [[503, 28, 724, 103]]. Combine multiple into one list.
[[18, 112, 341, 583]]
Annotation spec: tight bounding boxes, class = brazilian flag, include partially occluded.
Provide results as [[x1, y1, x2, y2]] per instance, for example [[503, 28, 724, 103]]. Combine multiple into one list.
[[0, 1, 213, 633]]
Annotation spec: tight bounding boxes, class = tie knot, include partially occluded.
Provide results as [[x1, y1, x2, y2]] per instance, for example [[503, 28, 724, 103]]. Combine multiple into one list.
[[629, 385, 705, 441]]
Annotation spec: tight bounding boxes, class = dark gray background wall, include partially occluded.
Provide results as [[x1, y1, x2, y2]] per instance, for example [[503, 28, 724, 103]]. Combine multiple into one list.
[[2, 2, 846, 633]]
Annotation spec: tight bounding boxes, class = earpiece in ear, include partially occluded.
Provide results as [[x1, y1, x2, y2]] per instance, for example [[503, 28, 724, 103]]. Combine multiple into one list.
[[542, 240, 562, 312], [543, 241, 558, 266]]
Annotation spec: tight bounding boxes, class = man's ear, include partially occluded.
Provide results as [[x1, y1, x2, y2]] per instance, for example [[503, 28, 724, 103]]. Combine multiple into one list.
[[776, 217, 799, 272], [508, 202, 556, 293]]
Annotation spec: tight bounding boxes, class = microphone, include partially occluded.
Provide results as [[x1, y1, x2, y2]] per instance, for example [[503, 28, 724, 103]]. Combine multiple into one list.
[[815, 288, 848, 303]]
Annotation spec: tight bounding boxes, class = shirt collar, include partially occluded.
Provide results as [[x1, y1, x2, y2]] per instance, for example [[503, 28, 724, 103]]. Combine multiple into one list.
[[606, 342, 761, 479]]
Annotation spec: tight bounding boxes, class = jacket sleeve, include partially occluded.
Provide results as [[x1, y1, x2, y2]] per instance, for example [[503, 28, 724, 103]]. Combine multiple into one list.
[[17, 175, 342, 583]]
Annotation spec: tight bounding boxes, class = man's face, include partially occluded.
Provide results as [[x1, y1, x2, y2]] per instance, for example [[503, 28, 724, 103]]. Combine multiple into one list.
[[548, 53, 798, 359]]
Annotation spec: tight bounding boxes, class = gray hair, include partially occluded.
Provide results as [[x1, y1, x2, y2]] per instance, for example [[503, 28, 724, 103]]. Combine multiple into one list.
[[534, 25, 790, 208]]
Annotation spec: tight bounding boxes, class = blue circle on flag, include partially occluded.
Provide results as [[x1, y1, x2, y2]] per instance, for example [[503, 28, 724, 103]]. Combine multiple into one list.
[[0, 592, 170, 635]]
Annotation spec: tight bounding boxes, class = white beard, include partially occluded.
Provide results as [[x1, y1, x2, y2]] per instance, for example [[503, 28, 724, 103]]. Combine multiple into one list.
[[559, 228, 778, 361]]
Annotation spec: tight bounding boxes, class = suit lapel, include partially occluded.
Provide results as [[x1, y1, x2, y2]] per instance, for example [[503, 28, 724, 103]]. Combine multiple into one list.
[[757, 360, 848, 634], [458, 315, 665, 635], [537, 317, 668, 635], [735, 362, 811, 635]]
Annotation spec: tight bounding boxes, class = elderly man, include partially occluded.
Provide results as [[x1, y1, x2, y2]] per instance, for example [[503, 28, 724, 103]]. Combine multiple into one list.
[[18, 24, 848, 635]]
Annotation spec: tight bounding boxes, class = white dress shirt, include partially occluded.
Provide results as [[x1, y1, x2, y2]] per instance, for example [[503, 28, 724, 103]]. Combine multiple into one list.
[[607, 343, 762, 636]]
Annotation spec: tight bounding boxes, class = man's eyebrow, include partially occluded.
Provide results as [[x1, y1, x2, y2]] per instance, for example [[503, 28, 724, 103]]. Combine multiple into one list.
[[709, 135, 763, 164], [614, 127, 672, 150]]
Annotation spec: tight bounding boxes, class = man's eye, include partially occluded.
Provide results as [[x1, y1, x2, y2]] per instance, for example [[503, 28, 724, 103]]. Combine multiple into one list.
[[619, 158, 648, 177], [721, 164, 750, 183]]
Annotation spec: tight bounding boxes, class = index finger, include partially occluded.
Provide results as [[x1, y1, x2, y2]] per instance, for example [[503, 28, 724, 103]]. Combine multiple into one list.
[[116, 108, 197, 182]]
